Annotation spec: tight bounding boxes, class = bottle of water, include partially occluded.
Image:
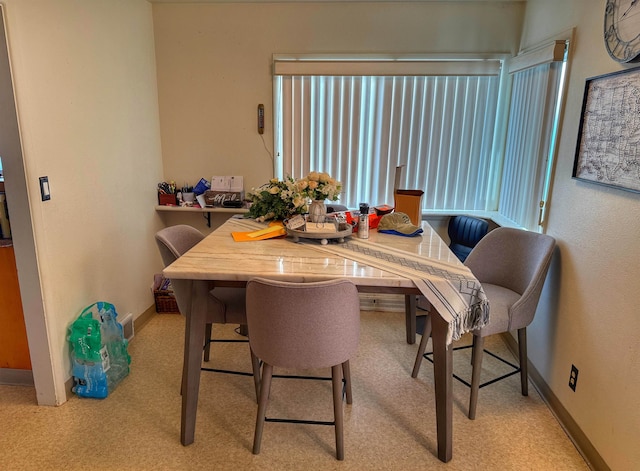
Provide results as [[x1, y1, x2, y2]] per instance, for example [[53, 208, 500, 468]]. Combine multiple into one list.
[[358, 203, 369, 239], [71, 357, 109, 399], [68, 318, 109, 398], [96, 302, 131, 391]]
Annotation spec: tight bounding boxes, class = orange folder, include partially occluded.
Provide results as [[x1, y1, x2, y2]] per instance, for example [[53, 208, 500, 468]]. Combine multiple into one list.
[[231, 222, 287, 242]]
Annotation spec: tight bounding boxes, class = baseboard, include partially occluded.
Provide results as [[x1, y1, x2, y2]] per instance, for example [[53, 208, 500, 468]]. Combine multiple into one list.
[[502, 333, 609, 471], [134, 304, 157, 333], [0, 368, 34, 386]]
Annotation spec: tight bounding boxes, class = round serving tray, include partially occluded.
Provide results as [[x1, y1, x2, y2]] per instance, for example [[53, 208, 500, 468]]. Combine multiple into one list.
[[286, 226, 354, 245]]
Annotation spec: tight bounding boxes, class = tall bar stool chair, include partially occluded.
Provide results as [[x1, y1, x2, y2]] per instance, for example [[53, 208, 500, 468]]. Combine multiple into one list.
[[246, 277, 360, 460], [155, 225, 260, 399], [412, 227, 555, 419]]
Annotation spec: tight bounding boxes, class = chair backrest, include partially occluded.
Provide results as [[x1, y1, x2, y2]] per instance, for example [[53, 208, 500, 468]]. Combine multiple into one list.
[[447, 216, 489, 262], [465, 227, 555, 328], [245, 278, 360, 369], [393, 189, 424, 225], [155, 225, 205, 315], [326, 204, 348, 213]]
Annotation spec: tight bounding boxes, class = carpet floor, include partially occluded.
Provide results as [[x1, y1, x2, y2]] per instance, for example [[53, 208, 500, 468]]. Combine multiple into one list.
[[0, 310, 590, 470]]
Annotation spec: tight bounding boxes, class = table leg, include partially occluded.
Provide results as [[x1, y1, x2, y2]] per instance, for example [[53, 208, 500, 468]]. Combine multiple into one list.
[[181, 279, 208, 445], [404, 294, 416, 345], [431, 311, 453, 462]]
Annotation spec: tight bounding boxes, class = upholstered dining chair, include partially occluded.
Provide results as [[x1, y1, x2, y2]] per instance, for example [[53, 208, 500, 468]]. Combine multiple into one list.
[[326, 203, 348, 213], [411, 227, 556, 420], [245, 277, 360, 461], [155, 225, 260, 399], [447, 215, 489, 262]]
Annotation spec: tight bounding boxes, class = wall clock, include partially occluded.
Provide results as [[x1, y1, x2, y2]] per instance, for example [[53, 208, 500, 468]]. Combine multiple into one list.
[[604, 0, 640, 62]]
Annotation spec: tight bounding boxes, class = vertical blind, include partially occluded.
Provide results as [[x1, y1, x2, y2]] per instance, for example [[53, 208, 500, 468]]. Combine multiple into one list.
[[274, 72, 501, 211], [499, 45, 567, 230]]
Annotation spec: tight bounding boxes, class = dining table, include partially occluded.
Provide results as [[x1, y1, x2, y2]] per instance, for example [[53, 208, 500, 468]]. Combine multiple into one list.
[[162, 216, 488, 463]]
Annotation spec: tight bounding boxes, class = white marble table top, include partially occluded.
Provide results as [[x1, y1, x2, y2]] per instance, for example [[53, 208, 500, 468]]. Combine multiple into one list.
[[163, 217, 462, 289]]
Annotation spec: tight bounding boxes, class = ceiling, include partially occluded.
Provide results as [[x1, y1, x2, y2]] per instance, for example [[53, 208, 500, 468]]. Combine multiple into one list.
[[149, 0, 525, 3]]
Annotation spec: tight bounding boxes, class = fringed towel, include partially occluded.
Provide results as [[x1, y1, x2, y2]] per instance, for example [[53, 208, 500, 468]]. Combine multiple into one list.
[[309, 238, 489, 345]]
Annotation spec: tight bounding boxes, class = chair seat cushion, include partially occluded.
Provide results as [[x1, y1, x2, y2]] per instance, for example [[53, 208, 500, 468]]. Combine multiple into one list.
[[474, 283, 521, 337]]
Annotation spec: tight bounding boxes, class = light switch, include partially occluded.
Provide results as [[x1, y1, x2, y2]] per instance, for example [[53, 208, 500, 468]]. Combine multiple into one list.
[[39, 176, 50, 201]]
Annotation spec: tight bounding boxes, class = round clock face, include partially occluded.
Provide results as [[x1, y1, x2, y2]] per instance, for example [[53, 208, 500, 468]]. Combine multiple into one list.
[[604, 0, 640, 63]]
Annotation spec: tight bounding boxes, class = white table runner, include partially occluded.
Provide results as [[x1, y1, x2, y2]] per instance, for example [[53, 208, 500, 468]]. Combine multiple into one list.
[[306, 237, 489, 345]]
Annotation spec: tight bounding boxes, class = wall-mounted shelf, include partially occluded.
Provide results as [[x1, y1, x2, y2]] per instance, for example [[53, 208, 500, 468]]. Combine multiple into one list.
[[155, 205, 248, 227]]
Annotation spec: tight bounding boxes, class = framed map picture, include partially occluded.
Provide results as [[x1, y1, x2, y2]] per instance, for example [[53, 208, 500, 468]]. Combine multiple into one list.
[[572, 66, 640, 194]]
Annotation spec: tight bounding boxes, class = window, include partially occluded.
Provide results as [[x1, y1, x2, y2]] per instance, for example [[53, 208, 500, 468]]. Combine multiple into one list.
[[499, 40, 568, 230], [273, 48, 568, 228]]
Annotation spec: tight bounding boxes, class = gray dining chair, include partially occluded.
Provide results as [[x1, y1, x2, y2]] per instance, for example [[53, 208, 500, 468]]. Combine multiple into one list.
[[245, 277, 360, 461], [411, 227, 556, 419], [155, 225, 260, 399]]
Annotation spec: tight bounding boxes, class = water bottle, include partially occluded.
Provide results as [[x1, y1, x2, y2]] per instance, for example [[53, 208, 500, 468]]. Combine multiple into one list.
[[358, 203, 369, 239], [72, 357, 109, 399], [97, 303, 131, 391]]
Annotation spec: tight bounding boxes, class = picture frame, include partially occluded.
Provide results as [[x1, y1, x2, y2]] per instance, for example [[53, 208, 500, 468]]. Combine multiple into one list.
[[572, 66, 640, 194]]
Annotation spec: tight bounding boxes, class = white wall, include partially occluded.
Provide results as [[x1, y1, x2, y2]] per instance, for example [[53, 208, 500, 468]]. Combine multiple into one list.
[[521, 1, 640, 469], [152, 1, 525, 195], [2, 0, 164, 404]]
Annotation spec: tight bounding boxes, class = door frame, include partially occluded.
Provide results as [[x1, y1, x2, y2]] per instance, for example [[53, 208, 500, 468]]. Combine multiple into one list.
[[0, 5, 58, 405]]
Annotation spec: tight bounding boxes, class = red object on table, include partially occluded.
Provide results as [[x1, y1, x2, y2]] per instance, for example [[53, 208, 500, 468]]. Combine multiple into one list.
[[345, 212, 381, 231]]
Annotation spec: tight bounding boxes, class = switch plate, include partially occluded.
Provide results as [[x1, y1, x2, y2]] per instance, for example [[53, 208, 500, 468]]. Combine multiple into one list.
[[39, 176, 50, 201]]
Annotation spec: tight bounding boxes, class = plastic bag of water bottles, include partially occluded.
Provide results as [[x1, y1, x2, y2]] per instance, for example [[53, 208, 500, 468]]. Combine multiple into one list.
[[68, 301, 131, 398]]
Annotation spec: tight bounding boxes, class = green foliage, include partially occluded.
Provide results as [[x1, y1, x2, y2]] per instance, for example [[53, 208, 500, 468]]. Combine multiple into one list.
[[246, 177, 308, 222], [246, 173, 343, 222]]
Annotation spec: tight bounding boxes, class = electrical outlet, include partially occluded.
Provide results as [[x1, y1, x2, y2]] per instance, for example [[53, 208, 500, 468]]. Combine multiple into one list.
[[569, 364, 578, 391]]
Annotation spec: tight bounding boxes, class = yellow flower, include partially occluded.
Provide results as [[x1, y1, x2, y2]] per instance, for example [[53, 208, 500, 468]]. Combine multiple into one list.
[[307, 171, 320, 182], [308, 180, 319, 190], [293, 195, 306, 208]]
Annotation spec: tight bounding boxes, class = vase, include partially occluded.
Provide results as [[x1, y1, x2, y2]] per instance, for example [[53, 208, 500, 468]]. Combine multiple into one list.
[[309, 199, 327, 223]]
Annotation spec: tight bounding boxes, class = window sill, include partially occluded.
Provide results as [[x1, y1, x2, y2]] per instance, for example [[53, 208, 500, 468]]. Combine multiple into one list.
[[422, 210, 525, 230]]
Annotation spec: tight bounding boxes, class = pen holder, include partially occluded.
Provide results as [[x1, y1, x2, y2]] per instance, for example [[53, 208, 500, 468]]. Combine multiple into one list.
[[158, 193, 177, 206]]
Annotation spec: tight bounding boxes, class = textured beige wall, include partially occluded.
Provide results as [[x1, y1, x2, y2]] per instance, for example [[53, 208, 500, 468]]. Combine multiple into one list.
[[2, 0, 164, 403], [152, 1, 525, 194], [521, 1, 640, 469]]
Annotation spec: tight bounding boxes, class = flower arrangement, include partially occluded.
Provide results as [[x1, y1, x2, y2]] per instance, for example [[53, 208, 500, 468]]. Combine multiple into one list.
[[297, 171, 342, 202], [246, 172, 342, 222], [246, 177, 308, 222]]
